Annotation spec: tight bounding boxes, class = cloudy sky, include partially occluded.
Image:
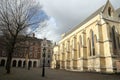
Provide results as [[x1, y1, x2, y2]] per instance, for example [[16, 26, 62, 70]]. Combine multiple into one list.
[[35, 0, 120, 42]]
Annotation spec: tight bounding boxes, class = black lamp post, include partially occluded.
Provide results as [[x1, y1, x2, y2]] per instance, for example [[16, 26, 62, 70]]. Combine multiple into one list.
[[42, 47, 46, 77]]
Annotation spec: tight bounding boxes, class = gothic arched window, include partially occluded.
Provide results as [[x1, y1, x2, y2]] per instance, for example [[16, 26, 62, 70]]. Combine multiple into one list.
[[112, 26, 117, 49], [78, 36, 82, 57], [89, 39, 92, 56], [91, 31, 95, 56], [93, 35, 97, 56], [108, 7, 112, 16], [80, 36, 82, 46], [78, 42, 80, 57], [72, 40, 74, 49]]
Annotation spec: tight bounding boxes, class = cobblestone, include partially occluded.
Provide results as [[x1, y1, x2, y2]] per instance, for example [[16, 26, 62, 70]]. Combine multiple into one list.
[[0, 67, 120, 80]]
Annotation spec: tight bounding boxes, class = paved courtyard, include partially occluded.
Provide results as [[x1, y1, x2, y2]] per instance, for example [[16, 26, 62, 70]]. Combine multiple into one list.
[[0, 67, 120, 80]]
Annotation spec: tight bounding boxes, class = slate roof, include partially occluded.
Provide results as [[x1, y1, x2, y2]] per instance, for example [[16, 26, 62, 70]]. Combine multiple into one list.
[[63, 5, 104, 38]]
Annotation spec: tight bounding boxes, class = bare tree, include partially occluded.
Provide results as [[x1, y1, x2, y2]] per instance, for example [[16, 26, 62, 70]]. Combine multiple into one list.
[[0, 0, 42, 74]]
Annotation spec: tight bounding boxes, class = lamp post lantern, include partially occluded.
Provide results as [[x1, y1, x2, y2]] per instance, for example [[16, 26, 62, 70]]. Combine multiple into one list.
[[42, 47, 46, 77]]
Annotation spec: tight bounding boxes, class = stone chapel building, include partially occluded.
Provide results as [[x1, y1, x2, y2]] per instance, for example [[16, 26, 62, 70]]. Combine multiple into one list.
[[51, 0, 120, 73]]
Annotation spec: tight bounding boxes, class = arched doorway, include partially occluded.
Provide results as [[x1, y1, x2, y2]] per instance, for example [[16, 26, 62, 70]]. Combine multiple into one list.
[[28, 61, 32, 68], [23, 61, 26, 68], [18, 60, 22, 67], [33, 61, 37, 67], [12, 60, 17, 67], [1, 59, 5, 66]]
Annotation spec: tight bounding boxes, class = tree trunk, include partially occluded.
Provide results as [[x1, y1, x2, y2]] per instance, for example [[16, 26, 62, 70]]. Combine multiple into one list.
[[6, 40, 15, 74], [5, 35, 17, 74], [6, 52, 12, 74]]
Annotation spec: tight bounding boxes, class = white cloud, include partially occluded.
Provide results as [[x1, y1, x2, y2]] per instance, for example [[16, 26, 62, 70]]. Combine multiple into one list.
[[35, 17, 61, 42], [36, 0, 120, 42]]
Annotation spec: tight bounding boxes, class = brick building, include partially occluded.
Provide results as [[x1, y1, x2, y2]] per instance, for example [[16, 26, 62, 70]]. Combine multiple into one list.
[[0, 35, 53, 68]]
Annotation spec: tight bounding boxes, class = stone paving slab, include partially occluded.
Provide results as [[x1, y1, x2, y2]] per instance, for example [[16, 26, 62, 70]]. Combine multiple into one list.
[[0, 67, 120, 80]]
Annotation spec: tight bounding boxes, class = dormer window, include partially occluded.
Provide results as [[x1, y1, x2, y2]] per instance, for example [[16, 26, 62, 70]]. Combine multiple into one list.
[[108, 7, 112, 16]]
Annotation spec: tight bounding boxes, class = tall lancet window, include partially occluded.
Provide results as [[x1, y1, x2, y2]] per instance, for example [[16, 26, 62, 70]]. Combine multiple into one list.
[[88, 39, 92, 56], [78, 36, 82, 57], [108, 7, 112, 16], [112, 26, 117, 49], [72, 40, 74, 59], [92, 31, 95, 56], [91, 30, 95, 56]]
